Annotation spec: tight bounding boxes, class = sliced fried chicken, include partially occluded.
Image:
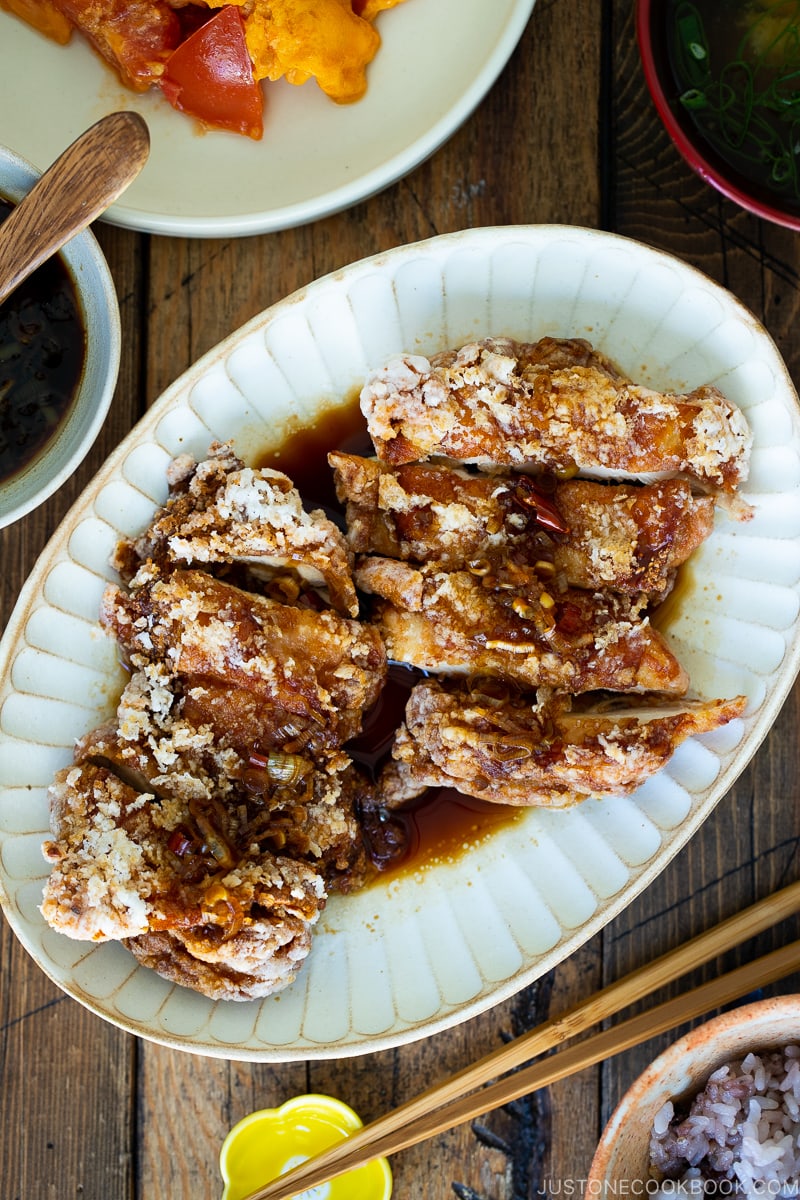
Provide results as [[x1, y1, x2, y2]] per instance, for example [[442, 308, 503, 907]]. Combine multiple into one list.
[[380, 678, 746, 808], [113, 441, 359, 616], [360, 337, 752, 512], [100, 569, 386, 757], [355, 557, 689, 696], [40, 558, 385, 1000], [80, 668, 370, 889], [40, 664, 369, 997], [331, 453, 715, 598], [549, 477, 715, 595], [41, 760, 325, 951]]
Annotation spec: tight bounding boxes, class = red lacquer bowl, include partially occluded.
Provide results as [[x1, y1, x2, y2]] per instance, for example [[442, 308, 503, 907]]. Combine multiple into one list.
[[636, 0, 800, 231]]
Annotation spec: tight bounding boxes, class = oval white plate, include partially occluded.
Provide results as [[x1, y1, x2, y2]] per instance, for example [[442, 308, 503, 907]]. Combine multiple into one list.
[[0, 0, 535, 237], [2, 226, 800, 1061]]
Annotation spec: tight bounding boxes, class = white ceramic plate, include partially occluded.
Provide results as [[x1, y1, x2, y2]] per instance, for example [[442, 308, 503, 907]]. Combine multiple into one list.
[[0, 0, 535, 237], [2, 226, 800, 1062]]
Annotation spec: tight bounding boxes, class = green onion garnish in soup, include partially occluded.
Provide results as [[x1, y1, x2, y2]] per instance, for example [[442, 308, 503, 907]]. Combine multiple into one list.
[[669, 0, 800, 205], [0, 197, 86, 485]]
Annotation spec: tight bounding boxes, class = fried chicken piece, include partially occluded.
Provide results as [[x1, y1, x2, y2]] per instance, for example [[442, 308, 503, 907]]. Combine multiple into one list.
[[356, 557, 689, 696], [41, 760, 325, 958], [380, 679, 747, 808], [360, 337, 753, 512], [548, 477, 715, 595], [331, 453, 715, 598], [114, 442, 358, 617], [40, 693, 371, 998], [40, 632, 372, 946], [123, 920, 314, 1003], [100, 569, 386, 757], [80, 665, 370, 889]]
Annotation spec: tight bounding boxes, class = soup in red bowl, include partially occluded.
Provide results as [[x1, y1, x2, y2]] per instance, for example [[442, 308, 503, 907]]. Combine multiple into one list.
[[637, 0, 800, 230]]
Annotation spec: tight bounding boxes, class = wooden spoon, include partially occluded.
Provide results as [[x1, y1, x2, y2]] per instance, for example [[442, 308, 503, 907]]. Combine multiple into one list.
[[0, 110, 150, 306]]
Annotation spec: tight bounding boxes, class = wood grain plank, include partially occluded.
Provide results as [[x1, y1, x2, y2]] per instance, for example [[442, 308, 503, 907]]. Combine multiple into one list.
[[14, 2, 784, 1198]]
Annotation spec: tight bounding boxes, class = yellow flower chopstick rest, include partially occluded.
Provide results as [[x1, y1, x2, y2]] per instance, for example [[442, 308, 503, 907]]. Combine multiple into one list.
[[219, 1093, 393, 1200]]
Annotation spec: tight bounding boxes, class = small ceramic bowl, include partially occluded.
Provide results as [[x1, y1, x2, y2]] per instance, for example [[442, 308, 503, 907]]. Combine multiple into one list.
[[0, 143, 120, 528], [219, 1094, 392, 1200], [588, 995, 800, 1188], [636, 0, 800, 231]]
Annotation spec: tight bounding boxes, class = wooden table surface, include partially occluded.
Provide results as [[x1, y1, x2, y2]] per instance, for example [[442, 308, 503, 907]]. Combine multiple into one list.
[[3, 2, 800, 1197]]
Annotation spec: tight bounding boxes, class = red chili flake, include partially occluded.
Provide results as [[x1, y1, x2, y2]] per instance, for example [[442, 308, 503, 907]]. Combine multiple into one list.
[[556, 603, 585, 637], [511, 478, 569, 534], [167, 827, 193, 857]]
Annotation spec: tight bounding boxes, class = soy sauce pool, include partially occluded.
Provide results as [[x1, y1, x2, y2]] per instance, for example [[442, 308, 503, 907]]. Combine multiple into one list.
[[0, 197, 86, 483], [266, 397, 526, 881]]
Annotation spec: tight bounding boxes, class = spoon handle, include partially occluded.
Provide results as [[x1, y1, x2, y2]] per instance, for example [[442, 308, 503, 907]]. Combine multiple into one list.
[[0, 110, 150, 306]]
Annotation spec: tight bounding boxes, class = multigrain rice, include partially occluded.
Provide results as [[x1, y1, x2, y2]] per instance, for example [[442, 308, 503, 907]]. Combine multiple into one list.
[[650, 1047, 800, 1195]]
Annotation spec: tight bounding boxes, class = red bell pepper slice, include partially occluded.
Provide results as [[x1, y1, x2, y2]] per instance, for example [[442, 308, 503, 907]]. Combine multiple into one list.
[[160, 5, 264, 140]]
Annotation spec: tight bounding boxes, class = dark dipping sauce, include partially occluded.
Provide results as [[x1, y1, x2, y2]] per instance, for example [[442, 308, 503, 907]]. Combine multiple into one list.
[[261, 399, 526, 883], [0, 197, 86, 483]]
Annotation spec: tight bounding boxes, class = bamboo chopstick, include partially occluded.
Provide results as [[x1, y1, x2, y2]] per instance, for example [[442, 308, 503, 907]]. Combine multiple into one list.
[[242, 880, 800, 1200]]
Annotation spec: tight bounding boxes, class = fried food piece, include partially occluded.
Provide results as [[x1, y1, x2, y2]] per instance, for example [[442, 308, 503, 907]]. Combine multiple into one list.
[[380, 678, 747, 808], [238, 0, 380, 101], [83, 665, 370, 889], [355, 557, 689, 695], [100, 569, 386, 756], [548, 477, 715, 595], [360, 337, 753, 510], [114, 442, 358, 617], [41, 563, 383, 999], [331, 452, 559, 564], [41, 760, 324, 947], [41, 678, 369, 997], [331, 453, 715, 598], [54, 0, 181, 89], [123, 920, 314, 1003]]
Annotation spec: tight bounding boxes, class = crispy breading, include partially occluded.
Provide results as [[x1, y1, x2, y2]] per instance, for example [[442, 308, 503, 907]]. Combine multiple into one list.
[[114, 441, 359, 617], [380, 679, 747, 808], [101, 569, 386, 757], [356, 557, 689, 695], [41, 760, 325, 945], [41, 551, 383, 998], [549, 477, 715, 595], [331, 453, 715, 598], [123, 922, 314, 1003], [80, 672, 370, 887], [41, 668, 370, 997], [360, 337, 753, 510]]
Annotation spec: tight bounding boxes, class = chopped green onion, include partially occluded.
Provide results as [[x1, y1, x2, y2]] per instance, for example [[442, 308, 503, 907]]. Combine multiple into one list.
[[671, 0, 800, 201]]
